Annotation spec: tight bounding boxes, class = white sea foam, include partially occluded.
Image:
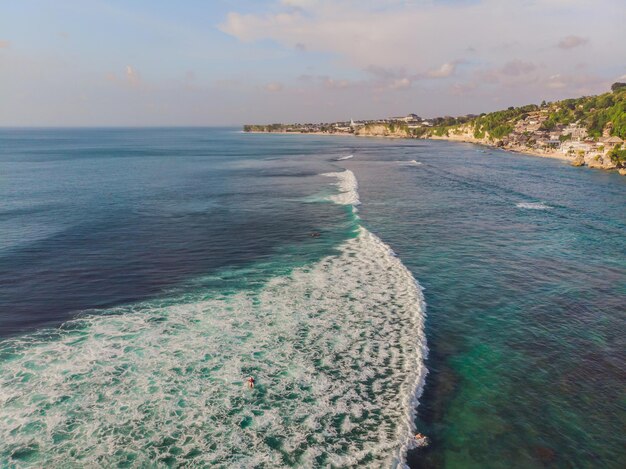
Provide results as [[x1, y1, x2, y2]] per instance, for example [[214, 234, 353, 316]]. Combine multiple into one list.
[[516, 202, 552, 210], [336, 154, 354, 161], [0, 169, 428, 468], [322, 170, 361, 206]]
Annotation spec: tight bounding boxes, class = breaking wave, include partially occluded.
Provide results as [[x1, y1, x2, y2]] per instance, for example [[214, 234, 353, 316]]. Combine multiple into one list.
[[0, 170, 427, 468], [516, 202, 552, 210], [336, 154, 354, 161], [322, 170, 361, 207]]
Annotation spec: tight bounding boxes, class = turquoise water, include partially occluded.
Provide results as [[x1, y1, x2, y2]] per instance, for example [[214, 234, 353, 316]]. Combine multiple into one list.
[[348, 141, 625, 468], [0, 129, 624, 467]]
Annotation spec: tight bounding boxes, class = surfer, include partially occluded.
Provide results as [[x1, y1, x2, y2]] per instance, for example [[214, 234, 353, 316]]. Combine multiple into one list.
[[415, 433, 429, 446], [247, 377, 255, 389]]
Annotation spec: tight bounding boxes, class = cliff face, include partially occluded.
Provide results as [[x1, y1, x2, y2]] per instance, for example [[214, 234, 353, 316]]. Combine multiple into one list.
[[355, 124, 411, 138], [428, 125, 484, 143], [584, 153, 617, 169]]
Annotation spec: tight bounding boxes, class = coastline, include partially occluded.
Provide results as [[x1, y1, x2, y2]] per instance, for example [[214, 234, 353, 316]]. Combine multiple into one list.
[[426, 134, 574, 162], [245, 130, 577, 163]]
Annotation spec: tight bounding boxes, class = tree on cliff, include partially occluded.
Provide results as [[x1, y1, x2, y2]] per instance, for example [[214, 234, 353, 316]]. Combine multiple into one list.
[[608, 144, 626, 168], [611, 82, 626, 93]]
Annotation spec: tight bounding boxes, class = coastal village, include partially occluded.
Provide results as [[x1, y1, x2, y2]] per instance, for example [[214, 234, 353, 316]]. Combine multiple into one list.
[[493, 111, 623, 169], [245, 84, 626, 175]]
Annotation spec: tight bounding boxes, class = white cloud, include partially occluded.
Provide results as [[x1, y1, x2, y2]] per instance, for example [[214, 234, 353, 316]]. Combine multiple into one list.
[[126, 65, 141, 87], [219, 4, 476, 72], [264, 82, 284, 92], [280, 0, 320, 8], [558, 35, 589, 50], [425, 62, 458, 79], [216, 0, 623, 119], [105, 65, 143, 88], [547, 74, 567, 89], [389, 77, 411, 90], [545, 73, 606, 95], [218, 0, 620, 93]]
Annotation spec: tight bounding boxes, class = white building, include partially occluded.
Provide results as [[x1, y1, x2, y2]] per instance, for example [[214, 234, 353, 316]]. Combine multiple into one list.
[[560, 141, 593, 154], [564, 123, 588, 141]]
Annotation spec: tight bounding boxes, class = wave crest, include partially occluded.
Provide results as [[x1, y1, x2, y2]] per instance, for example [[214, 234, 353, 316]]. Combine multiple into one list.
[[322, 170, 361, 206]]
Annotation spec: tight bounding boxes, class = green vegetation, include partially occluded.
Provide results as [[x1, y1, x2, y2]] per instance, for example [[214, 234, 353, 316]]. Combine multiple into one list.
[[472, 105, 538, 140], [611, 82, 626, 93], [432, 126, 450, 137], [584, 91, 626, 138], [243, 124, 287, 132], [422, 83, 626, 141], [534, 87, 626, 138], [410, 127, 428, 138], [608, 144, 626, 168]]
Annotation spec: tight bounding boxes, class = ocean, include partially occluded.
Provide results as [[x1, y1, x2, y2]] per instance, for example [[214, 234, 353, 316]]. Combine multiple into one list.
[[0, 128, 624, 468]]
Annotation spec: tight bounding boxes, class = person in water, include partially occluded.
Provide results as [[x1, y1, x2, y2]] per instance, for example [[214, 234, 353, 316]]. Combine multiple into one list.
[[247, 377, 255, 389]]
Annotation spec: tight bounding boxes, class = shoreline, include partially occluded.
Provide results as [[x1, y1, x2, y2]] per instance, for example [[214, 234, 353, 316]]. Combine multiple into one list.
[[245, 130, 577, 163], [245, 129, 626, 175], [426, 134, 573, 162]]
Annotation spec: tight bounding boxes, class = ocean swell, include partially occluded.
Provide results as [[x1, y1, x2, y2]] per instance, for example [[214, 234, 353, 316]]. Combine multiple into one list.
[[0, 170, 427, 468]]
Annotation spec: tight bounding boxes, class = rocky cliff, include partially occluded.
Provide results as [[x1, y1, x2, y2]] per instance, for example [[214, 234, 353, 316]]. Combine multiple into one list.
[[354, 124, 412, 138]]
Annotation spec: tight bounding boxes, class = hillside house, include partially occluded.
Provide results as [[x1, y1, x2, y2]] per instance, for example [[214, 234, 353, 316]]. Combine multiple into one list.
[[600, 136, 624, 150], [564, 123, 588, 140], [560, 141, 594, 155]]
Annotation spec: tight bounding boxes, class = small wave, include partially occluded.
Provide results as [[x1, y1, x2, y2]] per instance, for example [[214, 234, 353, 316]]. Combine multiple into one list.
[[322, 170, 361, 206], [516, 202, 552, 210], [336, 154, 354, 161]]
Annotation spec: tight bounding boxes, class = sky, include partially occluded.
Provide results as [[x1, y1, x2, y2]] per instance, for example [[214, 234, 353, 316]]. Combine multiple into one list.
[[1, 0, 625, 126]]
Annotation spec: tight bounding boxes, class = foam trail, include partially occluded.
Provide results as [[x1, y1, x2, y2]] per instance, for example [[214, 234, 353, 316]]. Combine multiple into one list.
[[516, 202, 552, 210], [0, 169, 427, 468], [336, 154, 354, 161], [323, 169, 428, 467], [394, 160, 422, 167]]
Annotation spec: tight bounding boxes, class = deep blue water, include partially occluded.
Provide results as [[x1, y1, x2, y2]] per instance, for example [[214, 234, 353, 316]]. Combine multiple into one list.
[[0, 128, 350, 335], [0, 128, 624, 467]]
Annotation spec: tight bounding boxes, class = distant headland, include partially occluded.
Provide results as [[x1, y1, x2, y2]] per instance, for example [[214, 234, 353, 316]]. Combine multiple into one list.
[[245, 83, 626, 176]]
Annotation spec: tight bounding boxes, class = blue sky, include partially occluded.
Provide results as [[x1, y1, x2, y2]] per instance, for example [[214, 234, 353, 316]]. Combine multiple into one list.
[[1, 0, 625, 125]]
